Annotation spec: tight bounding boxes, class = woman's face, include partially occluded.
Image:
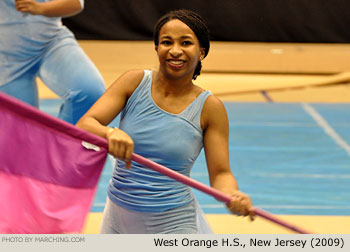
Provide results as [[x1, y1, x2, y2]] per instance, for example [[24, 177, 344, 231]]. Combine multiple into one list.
[[156, 19, 205, 80]]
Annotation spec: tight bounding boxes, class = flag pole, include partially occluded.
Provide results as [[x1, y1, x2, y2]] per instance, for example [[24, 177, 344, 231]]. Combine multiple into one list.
[[131, 153, 313, 234]]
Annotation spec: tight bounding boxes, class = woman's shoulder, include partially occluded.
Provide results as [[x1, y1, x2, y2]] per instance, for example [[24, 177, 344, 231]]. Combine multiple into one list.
[[201, 94, 228, 128], [203, 94, 225, 111], [119, 69, 145, 83], [112, 69, 146, 96]]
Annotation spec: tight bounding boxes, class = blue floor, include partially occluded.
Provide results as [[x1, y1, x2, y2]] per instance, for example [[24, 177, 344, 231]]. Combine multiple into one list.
[[41, 100, 350, 216]]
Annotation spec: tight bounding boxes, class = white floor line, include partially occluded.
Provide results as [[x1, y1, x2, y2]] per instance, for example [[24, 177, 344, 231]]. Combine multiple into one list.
[[92, 202, 350, 210], [199, 204, 350, 210], [256, 173, 350, 179], [302, 103, 350, 157], [258, 205, 350, 210]]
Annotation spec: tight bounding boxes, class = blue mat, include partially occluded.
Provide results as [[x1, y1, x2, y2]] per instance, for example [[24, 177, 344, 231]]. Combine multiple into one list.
[[40, 100, 350, 216]]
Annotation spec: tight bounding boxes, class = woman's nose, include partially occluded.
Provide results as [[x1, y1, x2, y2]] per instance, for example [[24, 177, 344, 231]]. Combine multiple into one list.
[[169, 43, 182, 57]]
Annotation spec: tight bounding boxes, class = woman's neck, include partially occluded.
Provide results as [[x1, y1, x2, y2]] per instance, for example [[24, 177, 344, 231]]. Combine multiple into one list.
[[153, 70, 194, 97]]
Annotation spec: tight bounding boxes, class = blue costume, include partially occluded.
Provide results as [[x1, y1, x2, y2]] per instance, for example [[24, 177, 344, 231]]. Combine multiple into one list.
[[0, 0, 105, 124], [100, 70, 213, 233]]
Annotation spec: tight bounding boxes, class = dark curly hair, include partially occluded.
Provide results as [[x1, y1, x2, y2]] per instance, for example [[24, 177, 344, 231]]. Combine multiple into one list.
[[154, 9, 210, 80]]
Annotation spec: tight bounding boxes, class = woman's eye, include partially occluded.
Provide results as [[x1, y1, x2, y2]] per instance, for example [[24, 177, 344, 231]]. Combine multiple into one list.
[[182, 41, 193, 45], [160, 40, 171, 45]]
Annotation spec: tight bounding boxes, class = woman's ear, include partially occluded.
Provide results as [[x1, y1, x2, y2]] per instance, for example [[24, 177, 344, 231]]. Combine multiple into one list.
[[200, 48, 205, 60], [155, 46, 158, 51]]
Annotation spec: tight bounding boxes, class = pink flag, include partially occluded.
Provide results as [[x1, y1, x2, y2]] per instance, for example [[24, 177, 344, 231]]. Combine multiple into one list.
[[0, 92, 108, 234]]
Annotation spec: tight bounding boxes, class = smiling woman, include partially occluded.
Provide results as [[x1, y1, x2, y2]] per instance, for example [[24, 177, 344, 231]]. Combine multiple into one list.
[[153, 10, 209, 81], [156, 19, 203, 82], [76, 9, 255, 234]]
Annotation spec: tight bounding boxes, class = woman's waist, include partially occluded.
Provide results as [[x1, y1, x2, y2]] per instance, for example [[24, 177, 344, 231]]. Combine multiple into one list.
[[107, 182, 194, 213], [110, 169, 190, 193], [0, 21, 71, 41]]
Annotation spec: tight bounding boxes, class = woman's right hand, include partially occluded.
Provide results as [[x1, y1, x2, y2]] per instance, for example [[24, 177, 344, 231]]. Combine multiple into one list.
[[106, 128, 134, 169]]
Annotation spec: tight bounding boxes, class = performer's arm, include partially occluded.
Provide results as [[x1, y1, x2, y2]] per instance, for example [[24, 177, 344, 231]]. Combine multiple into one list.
[[15, 0, 83, 17], [202, 95, 255, 219], [76, 70, 144, 168]]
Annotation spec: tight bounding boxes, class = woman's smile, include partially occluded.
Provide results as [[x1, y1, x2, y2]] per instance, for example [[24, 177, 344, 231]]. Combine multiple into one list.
[[167, 59, 186, 69]]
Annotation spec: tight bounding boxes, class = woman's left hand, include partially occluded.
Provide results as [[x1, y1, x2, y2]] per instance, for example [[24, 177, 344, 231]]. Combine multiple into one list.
[[226, 190, 255, 221]]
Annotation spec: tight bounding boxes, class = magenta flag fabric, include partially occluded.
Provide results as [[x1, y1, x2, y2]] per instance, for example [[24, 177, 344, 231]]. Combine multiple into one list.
[[0, 92, 108, 234]]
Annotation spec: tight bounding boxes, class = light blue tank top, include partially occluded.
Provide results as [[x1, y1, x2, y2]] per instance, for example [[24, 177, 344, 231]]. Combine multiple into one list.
[[108, 70, 211, 212], [0, 0, 84, 86]]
